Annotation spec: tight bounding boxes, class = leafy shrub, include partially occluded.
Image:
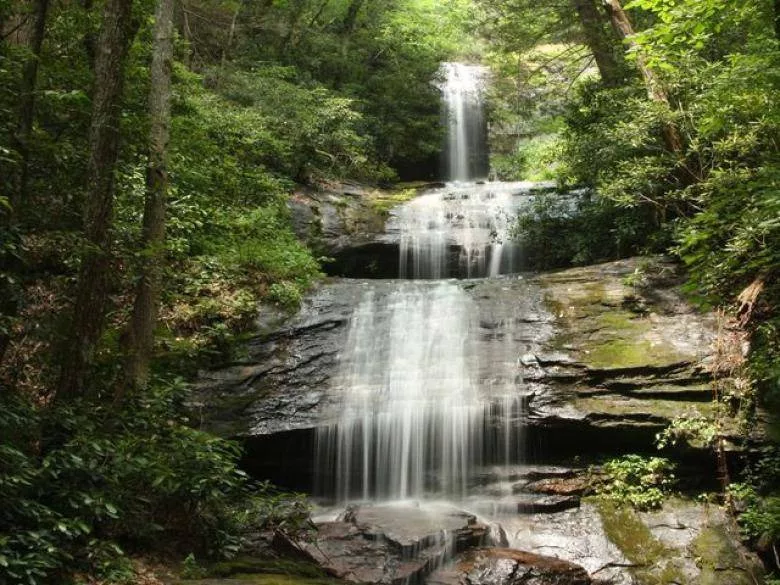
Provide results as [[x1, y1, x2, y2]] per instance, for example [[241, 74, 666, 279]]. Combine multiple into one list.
[[593, 455, 676, 510], [512, 191, 664, 270], [491, 134, 562, 182], [196, 204, 322, 302], [656, 411, 718, 450], [268, 282, 304, 310], [0, 381, 308, 584]]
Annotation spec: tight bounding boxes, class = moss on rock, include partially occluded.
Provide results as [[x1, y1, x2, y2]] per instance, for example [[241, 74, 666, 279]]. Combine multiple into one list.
[[691, 525, 760, 585], [596, 499, 686, 585]]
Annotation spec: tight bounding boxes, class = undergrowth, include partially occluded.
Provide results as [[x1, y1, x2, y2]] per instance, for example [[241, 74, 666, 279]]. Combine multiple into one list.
[[592, 455, 676, 511], [0, 380, 312, 584]]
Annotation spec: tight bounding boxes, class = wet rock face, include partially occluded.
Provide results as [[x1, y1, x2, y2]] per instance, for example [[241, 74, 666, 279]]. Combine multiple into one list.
[[293, 503, 600, 585], [428, 549, 593, 585], [187, 255, 766, 585], [501, 502, 632, 585], [296, 503, 491, 585], [190, 277, 553, 440], [288, 183, 389, 257], [192, 257, 721, 461]]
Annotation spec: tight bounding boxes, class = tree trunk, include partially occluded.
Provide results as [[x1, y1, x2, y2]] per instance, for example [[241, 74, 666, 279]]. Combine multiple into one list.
[[12, 0, 49, 214], [221, 1, 239, 67], [122, 0, 174, 394], [57, 0, 135, 400], [340, 0, 363, 54], [280, 0, 305, 51], [602, 0, 683, 154], [571, 0, 624, 87], [307, 0, 330, 29], [775, 0, 780, 39], [181, 0, 192, 68]]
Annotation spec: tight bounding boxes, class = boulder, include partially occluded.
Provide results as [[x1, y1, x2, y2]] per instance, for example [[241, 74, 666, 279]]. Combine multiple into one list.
[[295, 503, 492, 585]]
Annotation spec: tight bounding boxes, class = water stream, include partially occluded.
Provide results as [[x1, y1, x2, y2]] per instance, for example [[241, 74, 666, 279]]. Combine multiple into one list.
[[315, 62, 528, 504], [442, 62, 489, 182]]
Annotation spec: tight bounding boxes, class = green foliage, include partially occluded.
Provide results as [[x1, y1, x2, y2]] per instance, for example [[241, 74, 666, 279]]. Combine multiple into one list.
[[656, 411, 718, 449], [181, 553, 207, 579], [491, 134, 562, 181], [676, 165, 780, 304], [224, 0, 473, 175], [593, 455, 676, 510], [205, 205, 320, 283], [512, 191, 664, 270], [268, 282, 304, 311], [727, 450, 780, 581], [0, 382, 311, 584], [484, 42, 591, 182], [201, 67, 393, 183]]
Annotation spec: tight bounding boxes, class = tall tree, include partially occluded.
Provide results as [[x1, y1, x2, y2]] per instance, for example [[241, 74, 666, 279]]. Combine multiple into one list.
[[571, 0, 624, 86], [12, 0, 49, 213], [775, 0, 780, 39], [122, 0, 174, 392], [220, 0, 239, 67], [602, 0, 683, 153], [57, 0, 136, 399]]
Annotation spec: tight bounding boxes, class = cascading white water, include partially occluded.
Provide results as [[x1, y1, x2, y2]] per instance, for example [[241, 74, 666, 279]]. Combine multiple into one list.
[[391, 182, 533, 279], [315, 62, 528, 504], [442, 62, 488, 182], [316, 282, 524, 501]]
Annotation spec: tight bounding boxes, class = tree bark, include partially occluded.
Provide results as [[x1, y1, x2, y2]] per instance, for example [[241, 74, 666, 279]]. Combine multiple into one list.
[[775, 0, 780, 39], [181, 0, 193, 68], [281, 0, 306, 51], [571, 0, 624, 87], [122, 0, 174, 394], [57, 0, 135, 400], [602, 0, 683, 154], [12, 0, 49, 214], [340, 0, 363, 54], [221, 1, 239, 67]]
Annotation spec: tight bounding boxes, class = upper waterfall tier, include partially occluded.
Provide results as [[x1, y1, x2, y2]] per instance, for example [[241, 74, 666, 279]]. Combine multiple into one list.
[[441, 62, 489, 181], [385, 182, 538, 279]]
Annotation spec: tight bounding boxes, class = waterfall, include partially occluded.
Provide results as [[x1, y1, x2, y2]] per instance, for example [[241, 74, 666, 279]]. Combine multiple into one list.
[[316, 282, 524, 501], [442, 62, 488, 182], [318, 283, 479, 501], [392, 182, 532, 279], [315, 62, 528, 503]]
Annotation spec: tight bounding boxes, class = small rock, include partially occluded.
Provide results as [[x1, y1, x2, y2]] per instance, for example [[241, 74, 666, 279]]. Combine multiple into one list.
[[524, 477, 589, 497]]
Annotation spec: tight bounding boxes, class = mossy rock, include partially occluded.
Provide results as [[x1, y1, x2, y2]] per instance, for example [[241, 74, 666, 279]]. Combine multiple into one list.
[[574, 396, 713, 422], [691, 526, 762, 585], [596, 499, 687, 585], [596, 498, 765, 585]]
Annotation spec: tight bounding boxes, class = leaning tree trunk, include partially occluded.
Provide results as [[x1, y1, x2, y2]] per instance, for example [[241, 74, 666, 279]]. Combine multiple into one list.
[[602, 0, 683, 154], [13, 0, 49, 214], [57, 0, 135, 400], [571, 0, 624, 87], [122, 0, 174, 394]]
